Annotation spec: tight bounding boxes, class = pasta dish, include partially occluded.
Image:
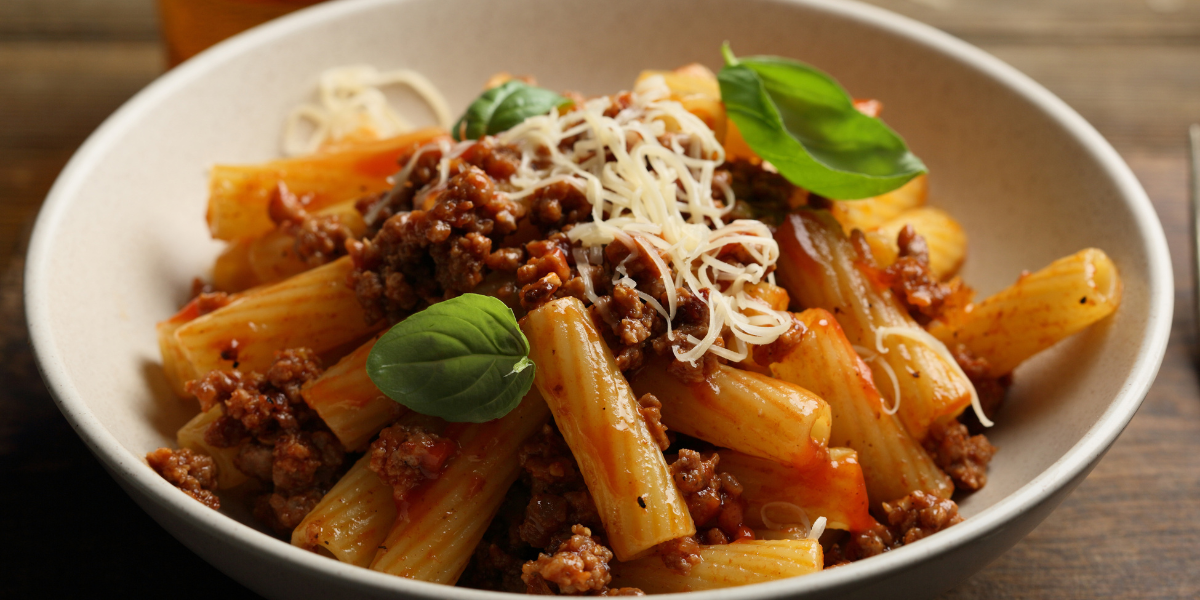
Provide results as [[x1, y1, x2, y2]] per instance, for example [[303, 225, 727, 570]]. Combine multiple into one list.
[[146, 52, 1121, 595]]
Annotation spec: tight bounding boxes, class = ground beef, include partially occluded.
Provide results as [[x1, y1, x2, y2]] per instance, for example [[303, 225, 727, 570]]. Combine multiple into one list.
[[361, 144, 445, 225], [348, 159, 526, 323], [636, 393, 670, 451], [517, 425, 602, 549], [717, 158, 805, 227], [649, 288, 727, 383], [268, 182, 352, 266], [952, 343, 1013, 434], [666, 449, 753, 570], [924, 420, 996, 491], [255, 488, 325, 533], [655, 535, 702, 575], [521, 525, 625, 595], [184, 348, 346, 534], [368, 423, 458, 505], [462, 540, 529, 594], [752, 313, 807, 367], [529, 180, 592, 229], [589, 282, 664, 372], [146, 447, 221, 510], [826, 491, 963, 566], [272, 431, 345, 493], [518, 234, 574, 311], [194, 291, 231, 315], [865, 225, 963, 325], [458, 478, 535, 593], [190, 348, 322, 445]]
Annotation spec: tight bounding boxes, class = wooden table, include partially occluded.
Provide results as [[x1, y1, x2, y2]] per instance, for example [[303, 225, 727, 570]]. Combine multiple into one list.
[[2, 1, 1197, 597]]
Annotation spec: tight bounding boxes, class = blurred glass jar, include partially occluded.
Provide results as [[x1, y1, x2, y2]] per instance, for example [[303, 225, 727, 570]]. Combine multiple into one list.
[[158, 0, 327, 66]]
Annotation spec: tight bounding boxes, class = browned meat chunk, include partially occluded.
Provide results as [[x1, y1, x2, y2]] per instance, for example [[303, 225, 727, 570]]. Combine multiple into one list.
[[348, 161, 525, 323], [663, 449, 752, 572], [655, 535, 702, 575], [636, 393, 670, 451], [184, 348, 345, 534], [521, 525, 618, 595], [827, 491, 963, 566], [368, 423, 457, 505], [146, 447, 220, 510], [517, 425, 601, 549], [951, 343, 1013, 434], [924, 420, 996, 491], [268, 182, 353, 266]]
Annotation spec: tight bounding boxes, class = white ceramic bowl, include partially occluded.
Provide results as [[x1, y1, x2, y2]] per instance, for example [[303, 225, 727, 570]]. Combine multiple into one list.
[[25, 0, 1172, 598]]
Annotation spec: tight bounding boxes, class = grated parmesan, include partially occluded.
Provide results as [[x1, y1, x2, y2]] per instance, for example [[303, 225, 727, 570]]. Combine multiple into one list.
[[872, 326, 992, 427], [282, 65, 453, 156], [394, 75, 793, 363]]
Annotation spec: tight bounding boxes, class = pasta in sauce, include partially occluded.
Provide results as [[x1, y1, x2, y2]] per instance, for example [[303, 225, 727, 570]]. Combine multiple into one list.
[[147, 62, 1122, 595]]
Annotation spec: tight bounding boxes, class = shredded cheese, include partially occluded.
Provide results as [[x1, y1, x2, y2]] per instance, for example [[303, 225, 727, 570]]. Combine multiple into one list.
[[872, 326, 992, 427], [853, 344, 903, 416], [807, 516, 827, 541], [283, 65, 453, 156], [493, 75, 792, 362], [760, 501, 812, 532], [760, 502, 826, 540]]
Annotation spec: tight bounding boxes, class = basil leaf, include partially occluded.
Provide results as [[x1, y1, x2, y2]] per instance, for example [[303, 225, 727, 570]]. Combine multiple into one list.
[[718, 43, 926, 199], [452, 80, 571, 141], [366, 294, 535, 423]]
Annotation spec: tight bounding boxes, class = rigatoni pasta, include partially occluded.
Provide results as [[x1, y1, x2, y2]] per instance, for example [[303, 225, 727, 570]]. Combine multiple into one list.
[[292, 453, 396, 567], [207, 127, 446, 240], [610, 540, 823, 593], [719, 448, 874, 533], [864, 206, 968, 280], [369, 391, 550, 582], [770, 309, 954, 505], [775, 209, 975, 441], [145, 58, 1125, 596], [161, 256, 381, 396], [931, 248, 1122, 376], [829, 173, 928, 233], [629, 357, 831, 470], [522, 297, 696, 560], [301, 335, 401, 451]]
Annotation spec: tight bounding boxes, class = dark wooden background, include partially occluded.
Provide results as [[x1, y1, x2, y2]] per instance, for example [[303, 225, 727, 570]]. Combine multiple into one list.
[[2, 0, 1197, 597]]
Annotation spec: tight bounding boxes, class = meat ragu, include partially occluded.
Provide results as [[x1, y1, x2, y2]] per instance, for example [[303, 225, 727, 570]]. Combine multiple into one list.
[[147, 60, 1122, 595]]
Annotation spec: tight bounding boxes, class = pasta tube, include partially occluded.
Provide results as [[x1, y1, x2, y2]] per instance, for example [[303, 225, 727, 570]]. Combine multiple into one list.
[[720, 448, 874, 533], [521, 297, 696, 560], [370, 391, 550, 583], [610, 540, 823, 593], [292, 454, 395, 567], [161, 256, 381, 397], [211, 237, 259, 293], [301, 335, 402, 451], [245, 199, 368, 286], [932, 248, 1122, 376], [628, 358, 831, 470], [770, 309, 953, 505], [864, 206, 968, 280], [207, 128, 446, 240], [636, 63, 726, 142], [829, 173, 927, 232], [775, 210, 975, 441], [176, 404, 247, 489]]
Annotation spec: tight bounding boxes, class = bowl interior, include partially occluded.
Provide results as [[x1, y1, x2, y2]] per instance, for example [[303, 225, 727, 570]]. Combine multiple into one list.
[[26, 0, 1170, 597]]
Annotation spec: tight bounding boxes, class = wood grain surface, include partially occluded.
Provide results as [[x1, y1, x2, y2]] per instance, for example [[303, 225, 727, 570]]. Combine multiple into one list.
[[2, 0, 1197, 597]]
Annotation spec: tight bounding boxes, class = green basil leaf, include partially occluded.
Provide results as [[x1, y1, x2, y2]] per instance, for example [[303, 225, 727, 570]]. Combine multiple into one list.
[[718, 43, 926, 199], [366, 294, 535, 423], [452, 80, 571, 141]]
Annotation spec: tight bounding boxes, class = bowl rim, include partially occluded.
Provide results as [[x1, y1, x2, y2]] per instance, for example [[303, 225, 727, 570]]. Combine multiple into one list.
[[24, 0, 1173, 597]]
